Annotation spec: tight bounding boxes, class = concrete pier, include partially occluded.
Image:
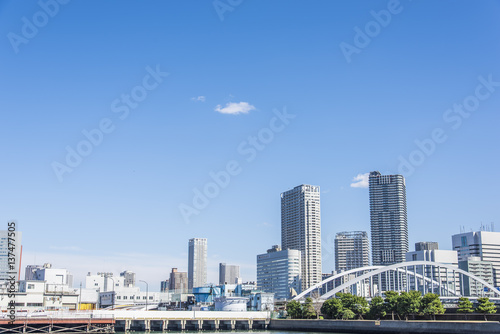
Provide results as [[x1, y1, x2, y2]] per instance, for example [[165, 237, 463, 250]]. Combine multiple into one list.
[[269, 319, 500, 334], [0, 310, 270, 333]]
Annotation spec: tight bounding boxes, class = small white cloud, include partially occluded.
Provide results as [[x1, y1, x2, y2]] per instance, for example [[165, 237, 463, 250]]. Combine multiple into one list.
[[191, 96, 206, 102], [215, 102, 255, 115], [350, 173, 369, 188]]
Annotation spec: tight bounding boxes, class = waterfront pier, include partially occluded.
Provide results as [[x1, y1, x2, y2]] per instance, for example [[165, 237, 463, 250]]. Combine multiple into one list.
[[0, 310, 269, 333], [110, 310, 269, 332]]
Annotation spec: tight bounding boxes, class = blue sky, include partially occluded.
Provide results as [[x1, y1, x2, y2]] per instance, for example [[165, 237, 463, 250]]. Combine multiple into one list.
[[0, 0, 499, 290]]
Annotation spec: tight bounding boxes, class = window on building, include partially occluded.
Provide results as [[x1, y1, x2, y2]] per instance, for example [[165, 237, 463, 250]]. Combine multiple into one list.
[[123, 296, 127, 300], [461, 236, 467, 247], [28, 284, 35, 289], [412, 254, 417, 261], [117, 296, 121, 300], [149, 296, 153, 300]]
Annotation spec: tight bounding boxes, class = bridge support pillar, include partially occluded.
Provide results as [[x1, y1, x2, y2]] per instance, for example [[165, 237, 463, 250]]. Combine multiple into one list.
[[231, 320, 235, 330], [163, 320, 168, 331], [249, 319, 253, 329], [144, 320, 150, 332], [181, 320, 186, 331], [125, 320, 131, 332]]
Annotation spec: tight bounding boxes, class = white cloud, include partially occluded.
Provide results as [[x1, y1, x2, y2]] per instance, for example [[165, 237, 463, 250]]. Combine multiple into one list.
[[214, 102, 255, 115], [191, 96, 206, 102], [350, 173, 369, 188]]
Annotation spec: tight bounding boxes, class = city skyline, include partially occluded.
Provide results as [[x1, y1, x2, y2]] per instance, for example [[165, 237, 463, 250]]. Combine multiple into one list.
[[1, 1, 499, 287]]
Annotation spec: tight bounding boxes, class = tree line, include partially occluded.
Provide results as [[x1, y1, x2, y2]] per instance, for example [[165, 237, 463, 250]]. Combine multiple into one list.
[[286, 292, 497, 321]]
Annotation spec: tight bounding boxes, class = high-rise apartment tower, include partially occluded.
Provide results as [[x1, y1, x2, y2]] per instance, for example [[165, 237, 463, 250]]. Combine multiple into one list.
[[281, 184, 321, 291], [188, 238, 207, 290]]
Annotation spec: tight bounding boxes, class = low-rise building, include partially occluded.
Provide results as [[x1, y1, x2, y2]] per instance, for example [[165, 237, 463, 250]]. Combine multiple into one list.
[[0, 280, 78, 311], [459, 256, 495, 297], [256, 245, 301, 301], [406, 243, 459, 295], [248, 292, 274, 311]]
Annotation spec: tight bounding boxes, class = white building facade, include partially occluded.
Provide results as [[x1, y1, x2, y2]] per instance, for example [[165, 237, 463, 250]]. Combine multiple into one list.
[[256, 245, 301, 300], [335, 231, 370, 272], [188, 238, 207, 290], [452, 231, 500, 288], [406, 247, 459, 295], [281, 184, 321, 291], [459, 256, 495, 297], [219, 263, 240, 285]]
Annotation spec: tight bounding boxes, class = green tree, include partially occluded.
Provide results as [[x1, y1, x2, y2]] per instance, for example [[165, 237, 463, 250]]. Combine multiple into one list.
[[384, 291, 400, 320], [457, 297, 474, 320], [397, 291, 421, 320], [286, 300, 302, 319], [475, 297, 497, 321], [367, 296, 386, 320], [302, 297, 317, 319], [352, 295, 369, 319], [342, 309, 356, 320], [321, 298, 344, 319], [336, 293, 369, 319], [421, 293, 445, 320]]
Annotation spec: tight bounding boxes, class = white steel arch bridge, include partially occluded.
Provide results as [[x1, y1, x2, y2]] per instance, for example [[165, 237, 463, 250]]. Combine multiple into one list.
[[293, 261, 500, 301]]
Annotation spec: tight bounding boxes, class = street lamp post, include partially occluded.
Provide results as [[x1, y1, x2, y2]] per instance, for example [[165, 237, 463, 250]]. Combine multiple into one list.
[[79, 282, 82, 311], [139, 280, 149, 310]]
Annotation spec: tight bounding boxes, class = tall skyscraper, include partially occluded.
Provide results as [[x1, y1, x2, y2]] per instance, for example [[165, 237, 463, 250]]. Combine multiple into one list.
[[0, 229, 22, 282], [335, 231, 370, 272], [281, 184, 321, 291], [219, 263, 240, 285], [452, 231, 500, 288], [257, 245, 301, 300], [369, 171, 408, 267], [188, 238, 207, 290]]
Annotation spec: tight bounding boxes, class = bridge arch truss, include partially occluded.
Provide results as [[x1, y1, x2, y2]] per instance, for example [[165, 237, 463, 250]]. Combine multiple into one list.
[[293, 261, 500, 300]]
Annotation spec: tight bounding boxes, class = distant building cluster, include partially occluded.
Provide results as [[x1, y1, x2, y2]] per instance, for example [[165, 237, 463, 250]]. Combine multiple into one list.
[[1, 171, 499, 311]]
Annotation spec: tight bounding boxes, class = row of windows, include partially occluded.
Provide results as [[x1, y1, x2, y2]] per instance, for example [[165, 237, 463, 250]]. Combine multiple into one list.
[[116, 296, 153, 300]]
